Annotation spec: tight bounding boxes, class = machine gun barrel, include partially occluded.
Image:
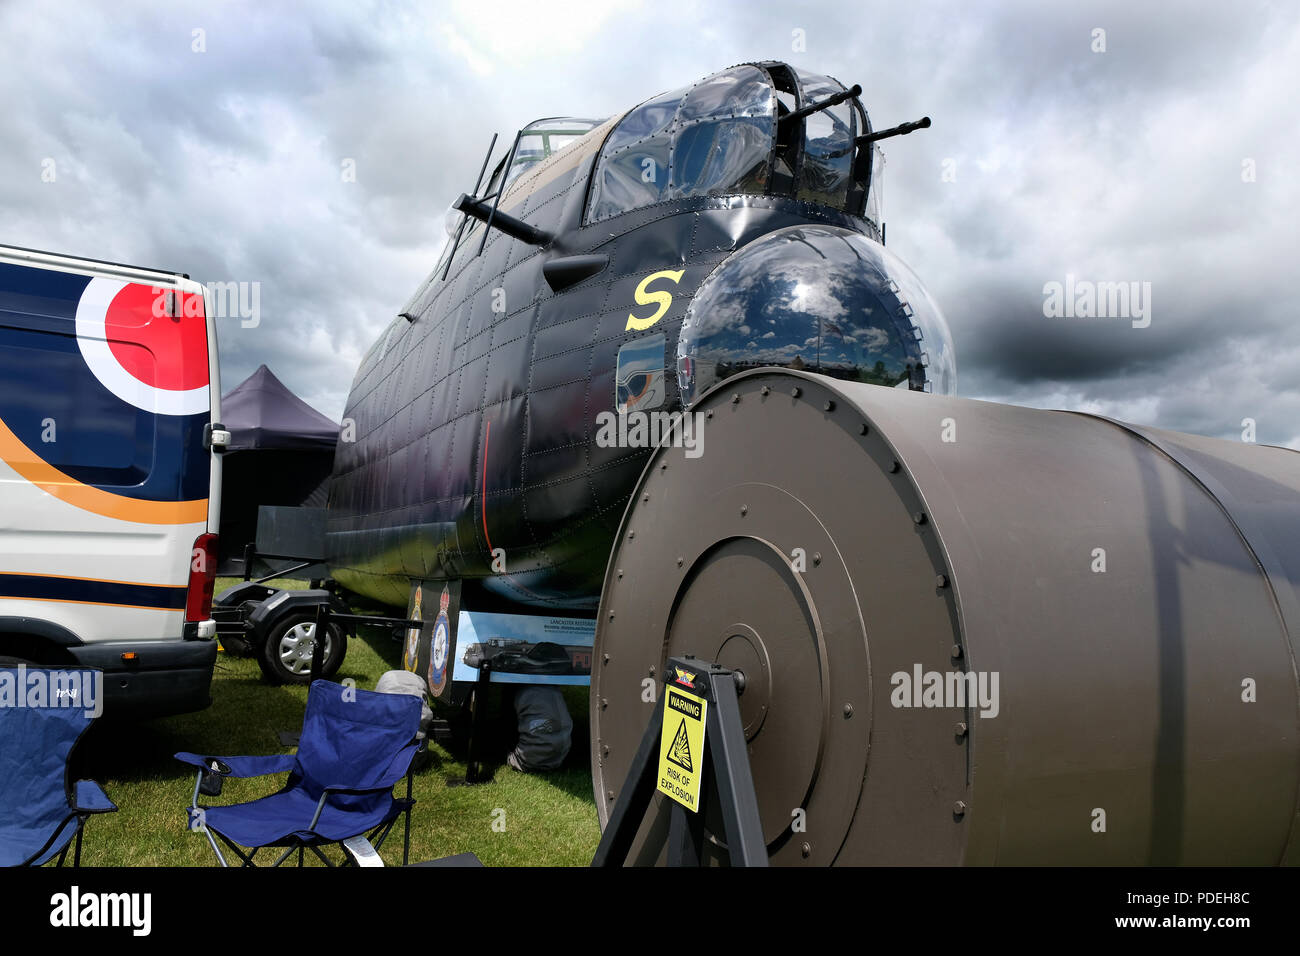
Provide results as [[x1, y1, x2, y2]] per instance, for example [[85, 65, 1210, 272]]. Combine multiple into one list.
[[453, 193, 551, 246], [855, 115, 931, 147], [778, 84, 862, 126]]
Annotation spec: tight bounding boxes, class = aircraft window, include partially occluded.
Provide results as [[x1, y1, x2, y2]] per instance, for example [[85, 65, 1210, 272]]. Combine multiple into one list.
[[470, 119, 605, 210], [505, 118, 603, 188], [672, 119, 771, 197], [604, 89, 684, 152], [586, 66, 885, 224], [594, 135, 673, 214], [615, 332, 666, 414], [588, 65, 775, 223], [678, 66, 773, 121], [431, 119, 604, 283], [864, 145, 885, 229], [794, 71, 858, 210]]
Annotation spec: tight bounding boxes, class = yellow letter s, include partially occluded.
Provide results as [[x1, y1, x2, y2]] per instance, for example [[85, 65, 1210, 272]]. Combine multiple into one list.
[[626, 269, 685, 331]]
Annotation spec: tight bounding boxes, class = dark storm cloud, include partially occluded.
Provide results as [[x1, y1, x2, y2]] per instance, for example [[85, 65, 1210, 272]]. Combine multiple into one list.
[[1, 0, 1296, 446], [850, 1, 1300, 445]]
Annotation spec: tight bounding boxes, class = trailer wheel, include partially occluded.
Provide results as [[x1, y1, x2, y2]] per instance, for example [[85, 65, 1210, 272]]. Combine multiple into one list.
[[257, 612, 346, 685]]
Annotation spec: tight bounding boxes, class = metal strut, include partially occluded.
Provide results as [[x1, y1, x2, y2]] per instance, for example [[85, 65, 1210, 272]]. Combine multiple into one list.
[[592, 656, 768, 867]]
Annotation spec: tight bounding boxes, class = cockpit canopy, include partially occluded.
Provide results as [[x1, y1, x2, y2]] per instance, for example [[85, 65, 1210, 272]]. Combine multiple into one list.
[[586, 63, 884, 229], [494, 117, 605, 193]]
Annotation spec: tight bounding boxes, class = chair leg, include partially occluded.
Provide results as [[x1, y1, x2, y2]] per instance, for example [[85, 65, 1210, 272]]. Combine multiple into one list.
[[404, 770, 414, 866], [206, 831, 230, 868], [208, 828, 257, 867], [74, 817, 85, 867], [306, 844, 336, 867], [271, 844, 299, 867], [194, 811, 234, 867]]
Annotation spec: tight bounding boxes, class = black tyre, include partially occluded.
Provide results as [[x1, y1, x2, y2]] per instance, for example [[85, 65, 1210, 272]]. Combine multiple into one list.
[[256, 612, 346, 685]]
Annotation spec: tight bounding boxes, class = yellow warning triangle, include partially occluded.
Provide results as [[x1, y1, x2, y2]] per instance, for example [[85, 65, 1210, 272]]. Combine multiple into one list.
[[667, 717, 693, 772]]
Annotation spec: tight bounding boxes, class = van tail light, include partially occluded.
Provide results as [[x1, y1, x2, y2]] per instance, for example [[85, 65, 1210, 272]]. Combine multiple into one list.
[[186, 532, 219, 622]]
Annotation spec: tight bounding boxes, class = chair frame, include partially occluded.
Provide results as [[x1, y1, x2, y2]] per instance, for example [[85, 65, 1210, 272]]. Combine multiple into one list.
[[54, 806, 116, 867], [22, 800, 117, 868], [184, 746, 420, 868]]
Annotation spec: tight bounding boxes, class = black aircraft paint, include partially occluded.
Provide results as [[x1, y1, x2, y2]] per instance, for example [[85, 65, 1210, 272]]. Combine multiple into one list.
[[325, 61, 955, 613]]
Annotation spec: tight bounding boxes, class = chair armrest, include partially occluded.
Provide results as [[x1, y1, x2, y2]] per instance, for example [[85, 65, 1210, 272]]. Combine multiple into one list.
[[73, 779, 117, 814], [174, 752, 297, 778]]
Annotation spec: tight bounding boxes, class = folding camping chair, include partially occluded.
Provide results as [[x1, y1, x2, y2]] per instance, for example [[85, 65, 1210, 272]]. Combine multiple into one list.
[[176, 679, 423, 867], [0, 666, 117, 867]]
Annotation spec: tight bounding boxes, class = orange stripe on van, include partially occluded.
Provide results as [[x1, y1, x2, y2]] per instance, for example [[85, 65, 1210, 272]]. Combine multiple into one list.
[[0, 415, 207, 525]]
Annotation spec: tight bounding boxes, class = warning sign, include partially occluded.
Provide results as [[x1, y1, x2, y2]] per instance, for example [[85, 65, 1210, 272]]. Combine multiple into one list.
[[657, 686, 707, 811]]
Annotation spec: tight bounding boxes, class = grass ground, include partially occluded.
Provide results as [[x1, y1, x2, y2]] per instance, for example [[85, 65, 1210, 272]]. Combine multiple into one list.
[[64, 578, 601, 866]]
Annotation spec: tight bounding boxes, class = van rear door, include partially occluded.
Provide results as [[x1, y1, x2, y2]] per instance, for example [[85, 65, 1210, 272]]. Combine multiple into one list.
[[0, 245, 222, 717]]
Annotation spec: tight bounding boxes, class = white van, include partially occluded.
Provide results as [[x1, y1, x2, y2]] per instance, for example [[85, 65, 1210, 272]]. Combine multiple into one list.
[[0, 244, 225, 717]]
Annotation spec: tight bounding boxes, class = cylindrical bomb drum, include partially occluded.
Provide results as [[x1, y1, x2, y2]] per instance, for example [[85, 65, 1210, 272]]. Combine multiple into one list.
[[590, 368, 1300, 865]]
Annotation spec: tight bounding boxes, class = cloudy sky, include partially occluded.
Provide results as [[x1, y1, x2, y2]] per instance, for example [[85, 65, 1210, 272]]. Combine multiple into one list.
[[3, 0, 1297, 445]]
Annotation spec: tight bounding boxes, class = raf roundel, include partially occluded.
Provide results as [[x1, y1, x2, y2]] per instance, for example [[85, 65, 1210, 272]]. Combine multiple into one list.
[[428, 585, 452, 696], [75, 276, 210, 416]]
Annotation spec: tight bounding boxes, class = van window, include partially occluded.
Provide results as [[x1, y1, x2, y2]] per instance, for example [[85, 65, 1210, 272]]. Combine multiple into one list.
[[0, 325, 151, 486]]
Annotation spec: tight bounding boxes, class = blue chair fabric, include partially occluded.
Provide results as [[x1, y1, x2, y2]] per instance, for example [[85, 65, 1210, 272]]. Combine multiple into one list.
[[176, 680, 423, 866], [0, 666, 116, 867]]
